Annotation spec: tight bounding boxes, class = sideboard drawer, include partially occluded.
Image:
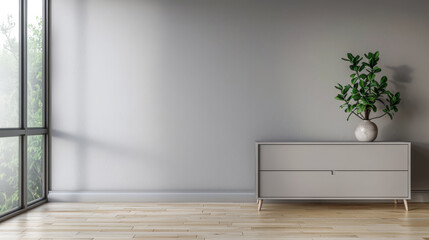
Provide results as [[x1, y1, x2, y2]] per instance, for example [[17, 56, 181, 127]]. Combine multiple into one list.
[[259, 171, 408, 198], [259, 144, 408, 170]]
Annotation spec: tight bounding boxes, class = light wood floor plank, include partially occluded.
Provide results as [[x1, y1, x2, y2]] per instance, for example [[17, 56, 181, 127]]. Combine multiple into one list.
[[0, 203, 429, 239]]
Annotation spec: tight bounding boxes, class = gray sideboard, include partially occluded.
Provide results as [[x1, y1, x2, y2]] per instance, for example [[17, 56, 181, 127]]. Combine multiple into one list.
[[256, 142, 411, 211]]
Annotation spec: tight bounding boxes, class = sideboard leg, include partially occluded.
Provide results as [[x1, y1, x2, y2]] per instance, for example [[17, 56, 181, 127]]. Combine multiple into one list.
[[394, 199, 397, 205], [403, 199, 408, 211], [258, 199, 263, 211], [257, 199, 260, 204]]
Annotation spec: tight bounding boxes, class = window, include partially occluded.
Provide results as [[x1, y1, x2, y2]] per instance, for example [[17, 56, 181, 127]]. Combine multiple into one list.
[[27, 0, 44, 128], [0, 0, 19, 128], [0, 137, 19, 214], [27, 135, 44, 203], [0, 0, 48, 220]]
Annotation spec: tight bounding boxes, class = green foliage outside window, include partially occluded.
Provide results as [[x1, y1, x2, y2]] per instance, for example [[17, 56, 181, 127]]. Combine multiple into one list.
[[0, 138, 19, 213], [27, 135, 43, 203], [0, 16, 44, 214], [28, 16, 44, 128]]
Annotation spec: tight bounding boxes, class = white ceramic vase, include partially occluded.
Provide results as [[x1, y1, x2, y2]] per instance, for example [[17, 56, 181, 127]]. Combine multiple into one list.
[[354, 120, 378, 142]]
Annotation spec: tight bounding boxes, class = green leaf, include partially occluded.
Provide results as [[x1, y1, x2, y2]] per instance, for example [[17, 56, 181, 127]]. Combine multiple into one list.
[[375, 51, 380, 59], [368, 73, 375, 81], [359, 80, 365, 88], [350, 73, 356, 78], [393, 106, 398, 112], [342, 85, 351, 94], [352, 94, 361, 101], [356, 104, 365, 114], [335, 94, 344, 101], [345, 106, 351, 112], [341, 58, 350, 61], [381, 76, 387, 84], [347, 53, 353, 60], [351, 78, 358, 85], [359, 74, 367, 79]]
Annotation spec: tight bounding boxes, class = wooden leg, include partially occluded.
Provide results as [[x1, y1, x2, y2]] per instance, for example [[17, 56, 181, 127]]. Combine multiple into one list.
[[394, 199, 398, 205], [258, 199, 263, 211], [257, 199, 260, 204], [403, 199, 408, 211]]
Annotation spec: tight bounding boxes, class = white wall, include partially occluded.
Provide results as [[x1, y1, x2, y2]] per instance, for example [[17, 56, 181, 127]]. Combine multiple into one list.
[[50, 0, 429, 200]]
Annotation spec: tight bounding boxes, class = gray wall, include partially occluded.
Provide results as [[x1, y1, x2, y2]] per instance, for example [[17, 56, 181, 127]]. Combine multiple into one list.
[[50, 0, 429, 197]]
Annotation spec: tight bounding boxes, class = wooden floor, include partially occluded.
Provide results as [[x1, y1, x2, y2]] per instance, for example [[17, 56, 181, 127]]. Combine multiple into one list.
[[1, 202, 429, 239]]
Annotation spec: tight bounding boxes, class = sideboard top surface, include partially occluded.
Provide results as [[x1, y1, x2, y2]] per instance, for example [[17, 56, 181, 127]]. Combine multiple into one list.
[[256, 142, 411, 145]]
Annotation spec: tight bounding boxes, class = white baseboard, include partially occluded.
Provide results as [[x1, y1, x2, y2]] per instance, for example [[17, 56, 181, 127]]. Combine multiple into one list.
[[48, 191, 256, 202], [48, 191, 429, 203]]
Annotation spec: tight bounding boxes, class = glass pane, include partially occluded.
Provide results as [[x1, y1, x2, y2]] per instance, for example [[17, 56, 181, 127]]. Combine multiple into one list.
[[27, 0, 44, 127], [0, 1, 20, 128], [27, 135, 43, 203], [0, 137, 20, 215]]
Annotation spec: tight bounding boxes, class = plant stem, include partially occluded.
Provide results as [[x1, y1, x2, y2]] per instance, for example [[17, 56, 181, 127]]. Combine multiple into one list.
[[348, 111, 364, 120], [369, 113, 387, 120], [344, 98, 364, 120], [364, 109, 370, 120], [352, 112, 362, 120]]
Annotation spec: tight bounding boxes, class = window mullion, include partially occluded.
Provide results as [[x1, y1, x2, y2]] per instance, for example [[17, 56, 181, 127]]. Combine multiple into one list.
[[21, 136, 27, 208], [20, 0, 27, 130], [43, 0, 50, 200], [20, 0, 28, 209]]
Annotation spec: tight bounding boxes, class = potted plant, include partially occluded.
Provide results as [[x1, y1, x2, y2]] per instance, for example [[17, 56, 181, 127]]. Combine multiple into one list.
[[334, 51, 401, 141]]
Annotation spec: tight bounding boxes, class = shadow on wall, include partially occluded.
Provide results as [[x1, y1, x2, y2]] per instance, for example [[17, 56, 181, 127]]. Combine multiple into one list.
[[411, 143, 429, 190], [381, 66, 429, 190], [388, 65, 413, 92], [51, 130, 149, 161], [71, 0, 88, 191], [51, 129, 158, 191], [381, 65, 414, 140]]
